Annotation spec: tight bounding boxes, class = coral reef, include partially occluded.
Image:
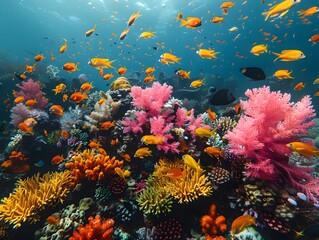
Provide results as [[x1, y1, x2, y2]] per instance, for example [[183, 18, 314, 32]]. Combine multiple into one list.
[[200, 204, 227, 238], [84, 91, 121, 132], [153, 218, 183, 240], [69, 215, 114, 240], [110, 77, 132, 91], [65, 149, 123, 181], [225, 86, 319, 202], [10, 103, 48, 127], [15, 79, 48, 109], [1, 151, 30, 174], [0, 171, 74, 228], [107, 176, 128, 195]]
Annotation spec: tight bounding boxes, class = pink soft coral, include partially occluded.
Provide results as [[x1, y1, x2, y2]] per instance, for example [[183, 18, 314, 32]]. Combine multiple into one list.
[[15, 78, 48, 109], [130, 82, 172, 116], [225, 86, 319, 201]]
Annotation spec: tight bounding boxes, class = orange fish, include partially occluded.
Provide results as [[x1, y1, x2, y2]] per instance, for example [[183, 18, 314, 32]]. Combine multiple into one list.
[[122, 153, 131, 162], [294, 82, 305, 91], [18, 122, 34, 134], [103, 73, 114, 81], [145, 67, 155, 75], [117, 67, 127, 75], [52, 83, 66, 95], [25, 64, 36, 73], [61, 130, 69, 138], [180, 17, 202, 28], [234, 104, 241, 114], [175, 12, 183, 22], [211, 16, 224, 23], [176, 70, 191, 79], [24, 118, 38, 128], [309, 34, 319, 44], [85, 24, 97, 37], [204, 147, 224, 158], [25, 99, 38, 107], [50, 105, 64, 116], [63, 62, 78, 73], [100, 121, 115, 130], [51, 154, 65, 164], [144, 75, 156, 83], [206, 108, 216, 121], [98, 147, 107, 155], [80, 82, 94, 91], [62, 94, 68, 102], [127, 10, 141, 26], [14, 96, 25, 104], [34, 54, 45, 62], [166, 168, 186, 179], [314, 91, 319, 97], [88, 140, 101, 148], [110, 138, 119, 145], [60, 38, 68, 53], [231, 215, 256, 235], [69, 92, 88, 103], [119, 29, 130, 40]]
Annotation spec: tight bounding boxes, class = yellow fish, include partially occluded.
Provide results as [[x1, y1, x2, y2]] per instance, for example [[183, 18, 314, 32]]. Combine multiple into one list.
[[190, 78, 206, 88], [134, 147, 152, 158], [313, 78, 319, 84], [262, 0, 301, 21], [182, 154, 202, 173], [141, 135, 163, 145], [286, 142, 319, 158], [160, 53, 182, 64], [52, 83, 66, 95], [194, 127, 216, 138], [196, 49, 219, 59], [139, 31, 155, 39], [273, 70, 294, 79], [88, 58, 115, 70], [231, 215, 256, 235], [272, 50, 305, 62], [250, 44, 268, 56]]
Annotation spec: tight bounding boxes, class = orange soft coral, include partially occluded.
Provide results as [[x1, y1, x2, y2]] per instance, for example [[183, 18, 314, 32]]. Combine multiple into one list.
[[69, 215, 114, 240], [1, 151, 30, 174], [200, 204, 227, 237], [65, 149, 123, 181]]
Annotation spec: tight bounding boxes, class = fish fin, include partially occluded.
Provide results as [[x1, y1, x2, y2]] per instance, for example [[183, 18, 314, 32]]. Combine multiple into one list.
[[271, 51, 280, 62], [278, 10, 289, 19], [262, 11, 271, 21]]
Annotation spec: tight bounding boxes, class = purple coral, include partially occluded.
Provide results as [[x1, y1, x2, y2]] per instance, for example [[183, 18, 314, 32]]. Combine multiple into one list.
[[225, 86, 318, 201], [15, 78, 48, 109]]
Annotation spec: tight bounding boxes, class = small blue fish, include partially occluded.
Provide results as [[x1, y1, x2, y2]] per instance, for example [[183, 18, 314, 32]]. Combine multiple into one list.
[[34, 160, 44, 167], [297, 192, 308, 201], [287, 197, 297, 206]]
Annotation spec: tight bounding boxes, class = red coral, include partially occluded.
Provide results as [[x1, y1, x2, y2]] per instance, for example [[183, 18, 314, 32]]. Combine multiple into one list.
[[69, 215, 114, 240], [200, 204, 227, 237], [225, 86, 319, 201], [15, 78, 48, 109]]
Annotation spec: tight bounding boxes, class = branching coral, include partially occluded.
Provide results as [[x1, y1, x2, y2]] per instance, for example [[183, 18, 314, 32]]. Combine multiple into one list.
[[69, 215, 114, 240], [0, 171, 74, 228], [84, 91, 121, 132], [225, 86, 319, 202], [65, 149, 123, 181], [200, 204, 227, 238]]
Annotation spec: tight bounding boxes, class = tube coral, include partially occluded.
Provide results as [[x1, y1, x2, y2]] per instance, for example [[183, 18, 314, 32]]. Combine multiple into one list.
[[225, 86, 319, 201], [0, 171, 74, 228], [65, 149, 123, 181]]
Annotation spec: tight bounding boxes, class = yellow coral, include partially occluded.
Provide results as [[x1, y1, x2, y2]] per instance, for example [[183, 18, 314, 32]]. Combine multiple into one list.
[[137, 177, 173, 215], [0, 171, 74, 228], [110, 77, 131, 91], [66, 149, 123, 181]]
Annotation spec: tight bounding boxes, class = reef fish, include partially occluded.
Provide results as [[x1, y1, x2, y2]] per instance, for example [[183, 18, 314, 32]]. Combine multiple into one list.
[[231, 215, 256, 235], [262, 0, 300, 21], [209, 89, 236, 106], [273, 50, 306, 62], [134, 147, 152, 158], [240, 67, 266, 80], [286, 142, 319, 158]]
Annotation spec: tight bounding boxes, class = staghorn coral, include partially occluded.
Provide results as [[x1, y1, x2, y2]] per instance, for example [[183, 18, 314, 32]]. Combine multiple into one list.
[[0, 171, 74, 228], [137, 176, 173, 215], [69, 215, 114, 240], [65, 149, 123, 181], [84, 91, 121, 132]]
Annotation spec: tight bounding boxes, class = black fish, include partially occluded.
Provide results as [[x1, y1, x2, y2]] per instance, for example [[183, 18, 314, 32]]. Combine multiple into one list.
[[152, 46, 158, 50], [209, 89, 236, 106], [240, 67, 266, 80]]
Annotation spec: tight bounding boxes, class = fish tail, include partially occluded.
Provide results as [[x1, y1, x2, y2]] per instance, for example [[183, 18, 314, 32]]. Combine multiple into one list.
[[265, 44, 268, 52], [82, 92, 88, 99], [271, 51, 281, 62], [180, 19, 188, 27], [262, 11, 270, 21], [186, 71, 191, 79]]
